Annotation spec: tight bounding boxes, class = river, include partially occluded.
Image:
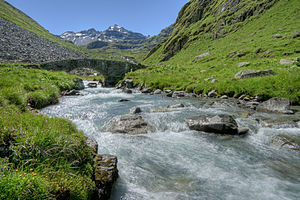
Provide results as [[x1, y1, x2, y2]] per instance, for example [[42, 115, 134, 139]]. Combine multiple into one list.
[[41, 84, 300, 200]]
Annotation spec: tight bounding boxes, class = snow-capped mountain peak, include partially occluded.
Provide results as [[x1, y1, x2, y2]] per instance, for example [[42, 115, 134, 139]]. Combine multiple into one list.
[[59, 25, 147, 46]]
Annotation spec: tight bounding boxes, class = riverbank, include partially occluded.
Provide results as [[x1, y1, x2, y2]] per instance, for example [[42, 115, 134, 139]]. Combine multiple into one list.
[[0, 65, 99, 199]]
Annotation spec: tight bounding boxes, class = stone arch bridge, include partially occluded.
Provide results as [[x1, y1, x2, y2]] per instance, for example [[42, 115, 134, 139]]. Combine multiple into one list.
[[40, 59, 146, 86]]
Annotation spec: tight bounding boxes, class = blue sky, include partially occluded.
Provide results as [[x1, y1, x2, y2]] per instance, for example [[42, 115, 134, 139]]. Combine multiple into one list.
[[6, 0, 189, 36]]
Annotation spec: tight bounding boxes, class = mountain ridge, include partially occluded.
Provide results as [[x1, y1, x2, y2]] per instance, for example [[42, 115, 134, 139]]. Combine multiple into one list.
[[59, 24, 148, 46]]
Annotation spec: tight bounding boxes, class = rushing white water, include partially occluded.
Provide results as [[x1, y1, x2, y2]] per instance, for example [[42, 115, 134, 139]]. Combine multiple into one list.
[[41, 86, 300, 200]]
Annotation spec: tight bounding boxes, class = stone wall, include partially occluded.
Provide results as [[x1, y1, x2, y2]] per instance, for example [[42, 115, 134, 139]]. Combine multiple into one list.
[[40, 59, 146, 86]]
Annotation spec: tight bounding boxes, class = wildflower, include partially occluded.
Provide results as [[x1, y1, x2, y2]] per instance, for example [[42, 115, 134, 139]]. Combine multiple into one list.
[[23, 177, 26, 180], [45, 175, 48, 178], [32, 172, 37, 176], [19, 174, 22, 177], [3, 166, 6, 169], [15, 169, 18, 172], [3, 174, 5, 177], [24, 173, 27, 175], [32, 177, 35, 180], [30, 168, 33, 171]]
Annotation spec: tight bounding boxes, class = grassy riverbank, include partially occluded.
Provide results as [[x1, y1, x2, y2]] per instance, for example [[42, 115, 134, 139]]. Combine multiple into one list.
[[0, 65, 95, 199], [126, 0, 300, 104]]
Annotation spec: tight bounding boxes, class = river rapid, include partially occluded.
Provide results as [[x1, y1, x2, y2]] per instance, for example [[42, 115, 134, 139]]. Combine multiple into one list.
[[41, 85, 300, 200]]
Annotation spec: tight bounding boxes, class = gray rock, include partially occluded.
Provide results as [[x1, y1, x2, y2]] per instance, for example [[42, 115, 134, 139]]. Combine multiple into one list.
[[280, 59, 294, 65], [195, 52, 211, 60], [238, 95, 246, 100], [200, 70, 207, 73], [272, 135, 300, 151], [257, 97, 293, 114], [220, 95, 228, 99], [167, 103, 185, 108], [164, 90, 173, 97], [208, 90, 217, 98], [154, 89, 162, 94], [243, 97, 250, 101], [264, 50, 272, 56], [63, 89, 80, 96], [238, 128, 249, 135], [107, 115, 153, 135], [237, 52, 246, 57], [234, 70, 276, 79], [261, 119, 298, 128], [124, 79, 134, 88], [123, 89, 133, 94], [238, 62, 251, 67], [141, 88, 153, 94], [93, 154, 118, 200], [87, 82, 98, 88], [205, 77, 213, 81], [255, 95, 264, 102], [227, 51, 235, 58], [185, 93, 197, 98], [186, 114, 239, 135], [245, 101, 259, 109], [273, 34, 282, 38], [211, 79, 218, 83], [118, 99, 130, 102], [172, 91, 185, 98], [130, 107, 142, 114]]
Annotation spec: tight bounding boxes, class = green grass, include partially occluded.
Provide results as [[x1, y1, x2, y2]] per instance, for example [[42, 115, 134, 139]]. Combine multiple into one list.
[[0, 64, 84, 109], [0, 65, 95, 199], [127, 0, 300, 104]]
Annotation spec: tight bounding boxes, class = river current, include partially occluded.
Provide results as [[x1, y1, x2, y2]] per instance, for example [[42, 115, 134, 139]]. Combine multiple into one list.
[[41, 85, 300, 200]]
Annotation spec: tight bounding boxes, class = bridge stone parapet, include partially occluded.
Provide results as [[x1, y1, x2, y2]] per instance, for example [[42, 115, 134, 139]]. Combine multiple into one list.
[[40, 59, 146, 86]]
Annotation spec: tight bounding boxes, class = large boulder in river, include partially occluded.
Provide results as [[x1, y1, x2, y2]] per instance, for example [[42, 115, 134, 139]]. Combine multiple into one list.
[[108, 115, 153, 134], [93, 154, 118, 200], [257, 97, 293, 114], [234, 70, 276, 79], [186, 114, 239, 135]]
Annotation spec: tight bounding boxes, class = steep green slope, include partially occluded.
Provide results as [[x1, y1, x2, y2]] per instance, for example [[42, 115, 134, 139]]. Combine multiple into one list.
[[0, 65, 95, 199], [127, 0, 300, 103], [0, 0, 87, 55]]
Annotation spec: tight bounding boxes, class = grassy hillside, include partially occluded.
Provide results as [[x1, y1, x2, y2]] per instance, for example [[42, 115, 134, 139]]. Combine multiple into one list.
[[127, 0, 300, 103], [0, 65, 95, 199]]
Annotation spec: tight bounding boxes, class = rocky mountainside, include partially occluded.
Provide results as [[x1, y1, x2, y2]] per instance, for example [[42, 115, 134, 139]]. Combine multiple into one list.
[[0, 17, 86, 63], [0, 0, 87, 58], [59, 25, 148, 46], [146, 0, 281, 61]]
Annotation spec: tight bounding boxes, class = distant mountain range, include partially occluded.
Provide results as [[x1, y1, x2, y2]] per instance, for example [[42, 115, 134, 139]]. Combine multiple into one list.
[[59, 25, 149, 46]]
